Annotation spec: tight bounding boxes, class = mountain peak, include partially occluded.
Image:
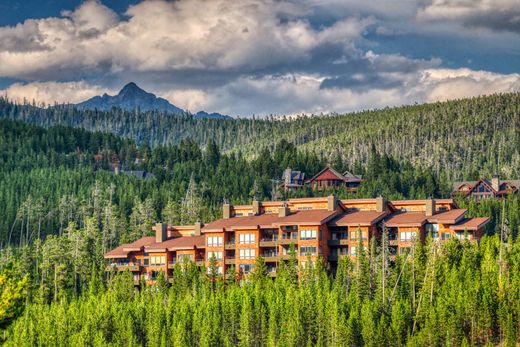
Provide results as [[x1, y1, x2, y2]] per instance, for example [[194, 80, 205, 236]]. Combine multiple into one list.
[[75, 83, 233, 119], [118, 82, 145, 96]]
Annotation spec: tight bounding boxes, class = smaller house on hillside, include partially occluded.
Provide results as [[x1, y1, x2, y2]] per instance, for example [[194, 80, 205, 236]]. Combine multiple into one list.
[[452, 175, 519, 200], [282, 168, 305, 191], [306, 164, 363, 192]]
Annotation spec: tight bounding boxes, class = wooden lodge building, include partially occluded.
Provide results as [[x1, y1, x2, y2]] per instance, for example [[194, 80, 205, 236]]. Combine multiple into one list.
[[283, 164, 363, 192], [105, 196, 489, 285], [452, 175, 519, 200]]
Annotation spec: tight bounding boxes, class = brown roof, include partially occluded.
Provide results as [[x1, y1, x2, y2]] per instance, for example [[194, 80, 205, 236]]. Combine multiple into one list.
[[202, 209, 339, 232], [122, 236, 156, 251], [329, 211, 387, 227], [450, 217, 490, 231], [427, 209, 466, 224], [276, 209, 339, 226], [306, 165, 347, 183], [384, 212, 427, 227], [146, 235, 206, 252], [104, 244, 130, 259]]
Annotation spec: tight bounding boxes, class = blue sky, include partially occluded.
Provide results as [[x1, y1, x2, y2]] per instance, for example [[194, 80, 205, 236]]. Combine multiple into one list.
[[0, 0, 519, 116]]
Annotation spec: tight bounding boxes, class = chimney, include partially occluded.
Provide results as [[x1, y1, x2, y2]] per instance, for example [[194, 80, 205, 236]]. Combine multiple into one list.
[[279, 203, 290, 217], [284, 168, 292, 185], [376, 195, 386, 213], [327, 194, 337, 211], [155, 223, 167, 243], [425, 197, 436, 217], [194, 222, 202, 236], [223, 202, 232, 219], [491, 175, 500, 192], [252, 199, 261, 215]]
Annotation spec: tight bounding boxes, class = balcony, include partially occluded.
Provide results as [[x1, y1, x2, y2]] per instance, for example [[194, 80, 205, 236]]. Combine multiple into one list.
[[168, 261, 176, 269], [259, 237, 278, 247], [106, 262, 141, 272], [224, 242, 235, 250], [328, 239, 348, 246], [261, 253, 278, 262], [195, 260, 205, 266], [225, 257, 236, 265], [268, 269, 277, 277], [389, 239, 398, 246]]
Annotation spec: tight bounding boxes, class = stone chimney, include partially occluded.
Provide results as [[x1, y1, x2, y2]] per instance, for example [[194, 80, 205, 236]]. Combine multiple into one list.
[[327, 194, 337, 211], [194, 222, 202, 236], [376, 195, 386, 213], [155, 223, 168, 243], [425, 197, 436, 217], [279, 203, 290, 217], [223, 202, 232, 219], [252, 199, 261, 215], [491, 175, 500, 192], [284, 168, 292, 185]]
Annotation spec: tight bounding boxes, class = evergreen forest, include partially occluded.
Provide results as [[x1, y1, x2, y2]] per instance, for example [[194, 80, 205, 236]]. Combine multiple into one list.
[[1, 93, 520, 346]]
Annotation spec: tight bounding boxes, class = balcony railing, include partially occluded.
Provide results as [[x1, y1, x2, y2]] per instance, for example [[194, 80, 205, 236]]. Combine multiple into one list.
[[225, 257, 236, 265], [224, 242, 235, 250], [328, 239, 349, 246], [106, 260, 141, 272], [261, 253, 279, 262], [259, 238, 277, 247]]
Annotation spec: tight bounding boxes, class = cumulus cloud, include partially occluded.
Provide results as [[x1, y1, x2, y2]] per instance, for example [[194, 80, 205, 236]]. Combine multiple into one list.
[[418, 0, 520, 33], [0, 0, 518, 116], [0, 0, 373, 80], [1, 81, 111, 104]]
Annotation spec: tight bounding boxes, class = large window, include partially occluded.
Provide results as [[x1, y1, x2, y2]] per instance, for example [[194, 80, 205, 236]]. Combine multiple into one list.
[[207, 251, 223, 261], [239, 249, 256, 259], [239, 264, 254, 274], [442, 233, 451, 240], [300, 246, 317, 256], [350, 230, 367, 241], [239, 234, 256, 244], [350, 246, 366, 256], [207, 236, 223, 247], [207, 266, 224, 274], [177, 254, 193, 262], [300, 229, 316, 240], [455, 232, 471, 240], [150, 255, 166, 266], [400, 231, 417, 242], [400, 247, 412, 255]]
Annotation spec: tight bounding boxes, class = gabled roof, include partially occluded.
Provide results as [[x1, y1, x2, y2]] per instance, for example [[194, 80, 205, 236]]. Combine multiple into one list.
[[427, 209, 467, 224], [122, 236, 156, 252], [450, 217, 489, 231], [342, 171, 363, 182], [306, 165, 347, 183], [202, 209, 339, 232], [146, 235, 205, 252], [384, 212, 427, 227], [329, 211, 387, 227]]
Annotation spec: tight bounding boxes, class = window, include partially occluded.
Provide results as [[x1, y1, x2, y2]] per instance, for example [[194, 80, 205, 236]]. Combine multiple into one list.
[[177, 254, 193, 262], [239, 264, 254, 274], [300, 246, 317, 256], [350, 246, 365, 256], [239, 249, 256, 259], [400, 231, 417, 242], [207, 251, 223, 260], [300, 229, 316, 240], [143, 258, 149, 266], [425, 223, 439, 232], [239, 234, 256, 244], [207, 266, 224, 275], [350, 229, 367, 241], [455, 232, 471, 240], [282, 247, 298, 256], [442, 233, 451, 240], [400, 247, 412, 255], [150, 255, 166, 266], [207, 236, 223, 247]]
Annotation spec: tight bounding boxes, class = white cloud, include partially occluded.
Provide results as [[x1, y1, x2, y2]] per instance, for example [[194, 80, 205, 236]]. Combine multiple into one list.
[[0, 81, 111, 105], [0, 0, 373, 80]]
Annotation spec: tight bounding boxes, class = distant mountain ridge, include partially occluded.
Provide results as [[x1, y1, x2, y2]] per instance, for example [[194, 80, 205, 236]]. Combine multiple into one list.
[[76, 82, 232, 120]]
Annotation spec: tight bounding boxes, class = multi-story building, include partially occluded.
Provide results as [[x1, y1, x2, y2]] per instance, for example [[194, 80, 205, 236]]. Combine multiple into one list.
[[452, 175, 519, 200], [281, 165, 363, 192], [105, 196, 489, 284]]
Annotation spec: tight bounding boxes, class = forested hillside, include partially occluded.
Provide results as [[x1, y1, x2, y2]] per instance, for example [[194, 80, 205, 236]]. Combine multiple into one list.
[[1, 93, 519, 180]]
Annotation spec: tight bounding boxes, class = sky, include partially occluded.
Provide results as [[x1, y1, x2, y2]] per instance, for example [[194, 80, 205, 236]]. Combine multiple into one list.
[[0, 0, 519, 117]]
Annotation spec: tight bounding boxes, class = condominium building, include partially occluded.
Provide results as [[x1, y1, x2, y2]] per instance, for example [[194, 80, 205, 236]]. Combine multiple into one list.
[[105, 196, 489, 284]]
